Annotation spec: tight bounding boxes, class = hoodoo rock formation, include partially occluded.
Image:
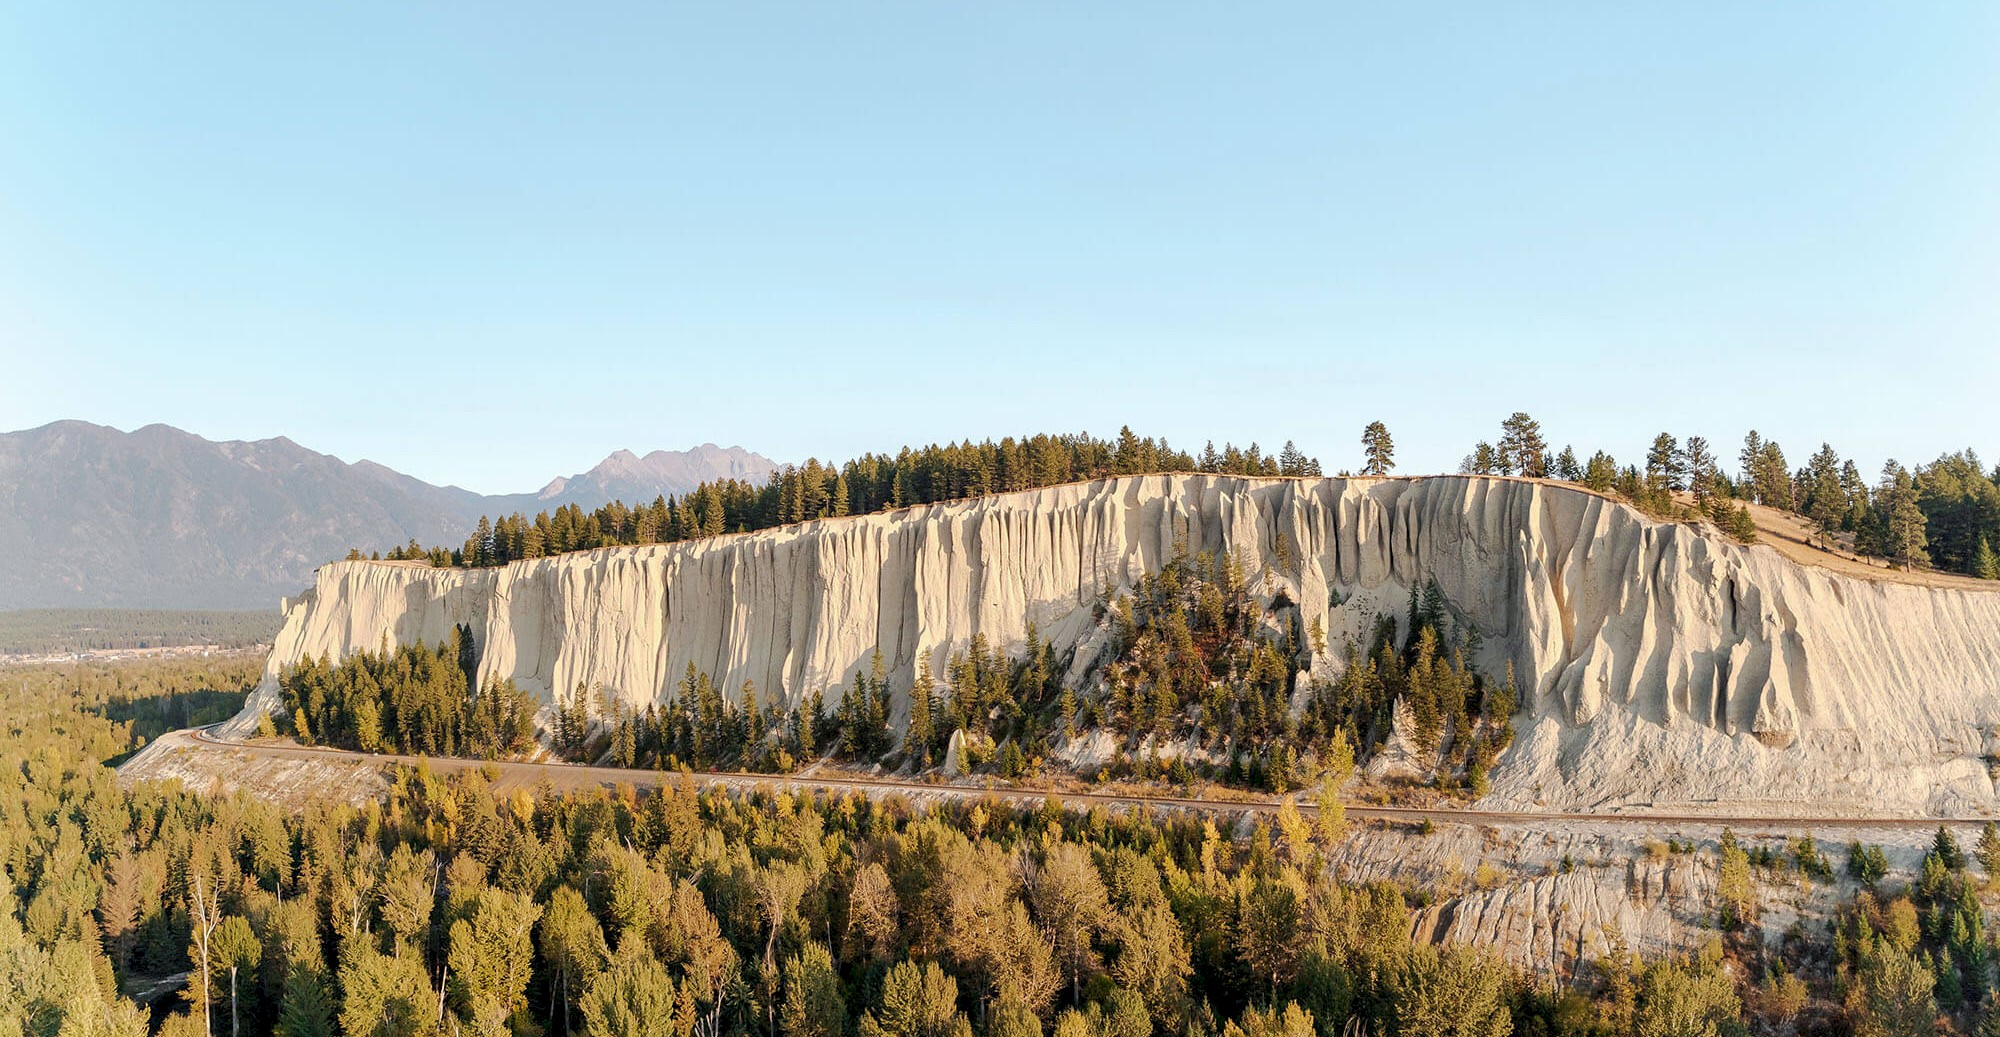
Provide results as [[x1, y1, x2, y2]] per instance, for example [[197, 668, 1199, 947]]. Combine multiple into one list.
[[221, 475, 2000, 816]]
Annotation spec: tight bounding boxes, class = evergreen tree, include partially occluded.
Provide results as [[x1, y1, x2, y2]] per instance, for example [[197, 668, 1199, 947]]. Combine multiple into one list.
[[1976, 538, 2000, 580], [862, 961, 962, 1037], [1715, 829, 1755, 928], [1682, 436, 1716, 508], [276, 966, 336, 1037], [1840, 462, 1872, 532], [780, 943, 845, 1037], [579, 946, 676, 1037], [1645, 434, 1683, 492], [1113, 426, 1146, 475], [1277, 440, 1309, 477], [1930, 825, 1966, 872], [1910, 452, 2000, 575], [1720, 503, 1759, 543], [1497, 412, 1547, 477], [1360, 422, 1395, 476], [1882, 463, 1931, 571], [702, 491, 726, 538], [1977, 822, 2000, 883], [744, 680, 764, 755], [470, 515, 494, 567], [794, 688, 821, 757], [907, 661, 936, 767], [1460, 443, 1499, 476], [1761, 443, 1796, 510], [1739, 430, 1765, 487], [1583, 451, 1618, 492], [1801, 444, 1846, 547], [448, 889, 543, 1035], [1387, 945, 1511, 1037], [1552, 445, 1580, 481]]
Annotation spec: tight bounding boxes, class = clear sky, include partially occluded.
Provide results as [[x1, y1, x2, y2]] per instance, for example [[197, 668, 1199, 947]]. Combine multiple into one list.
[[3, 4, 1996, 493]]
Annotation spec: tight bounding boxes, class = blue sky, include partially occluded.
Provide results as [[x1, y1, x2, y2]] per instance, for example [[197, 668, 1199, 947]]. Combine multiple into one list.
[[4, 3, 1996, 493]]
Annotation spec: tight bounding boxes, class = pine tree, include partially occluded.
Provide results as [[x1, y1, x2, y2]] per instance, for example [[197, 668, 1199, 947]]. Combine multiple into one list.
[[470, 515, 494, 567], [836, 677, 861, 757], [1739, 431, 1765, 489], [1882, 463, 1930, 571], [1187, 440, 1214, 472], [1497, 413, 1547, 478], [1722, 503, 1759, 544], [1278, 440, 1308, 477], [701, 492, 726, 538], [1553, 445, 1580, 481], [1974, 538, 2000, 580], [1583, 451, 1618, 492], [1360, 422, 1395, 476], [1801, 444, 1846, 547], [1645, 434, 1683, 492], [1461, 442, 1499, 476], [1924, 827, 1966, 889], [1977, 822, 2000, 883], [1840, 459, 1868, 529], [1716, 829, 1756, 927], [277, 966, 337, 1037], [1113, 426, 1145, 475], [1682, 436, 1716, 508], [744, 681, 764, 754], [907, 662, 936, 767]]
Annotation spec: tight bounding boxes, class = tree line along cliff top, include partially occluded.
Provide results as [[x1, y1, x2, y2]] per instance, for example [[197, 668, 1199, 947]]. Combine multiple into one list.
[[340, 420, 2000, 593]]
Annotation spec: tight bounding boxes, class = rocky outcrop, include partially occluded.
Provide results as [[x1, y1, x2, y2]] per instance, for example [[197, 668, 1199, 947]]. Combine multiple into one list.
[[222, 475, 2000, 815], [1337, 819, 1903, 971]]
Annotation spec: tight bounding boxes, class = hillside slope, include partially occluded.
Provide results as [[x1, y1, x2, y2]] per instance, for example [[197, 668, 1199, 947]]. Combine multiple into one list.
[[0, 421, 773, 608], [220, 474, 2000, 815], [0, 421, 492, 609]]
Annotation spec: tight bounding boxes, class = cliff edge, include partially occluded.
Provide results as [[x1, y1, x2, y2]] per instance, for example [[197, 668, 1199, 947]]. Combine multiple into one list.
[[218, 474, 2000, 816]]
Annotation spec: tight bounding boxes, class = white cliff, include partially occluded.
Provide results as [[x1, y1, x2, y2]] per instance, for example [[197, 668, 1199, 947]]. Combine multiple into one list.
[[221, 474, 2000, 815]]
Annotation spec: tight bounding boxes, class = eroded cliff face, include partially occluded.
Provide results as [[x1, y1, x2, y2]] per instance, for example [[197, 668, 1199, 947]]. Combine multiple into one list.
[[223, 475, 2000, 815]]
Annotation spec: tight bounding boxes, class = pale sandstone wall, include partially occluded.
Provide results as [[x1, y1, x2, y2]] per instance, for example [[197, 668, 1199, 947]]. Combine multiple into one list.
[[223, 475, 2000, 815]]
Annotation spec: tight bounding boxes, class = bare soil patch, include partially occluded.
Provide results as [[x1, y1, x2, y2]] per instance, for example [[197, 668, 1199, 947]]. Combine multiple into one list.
[[1741, 500, 1998, 591]]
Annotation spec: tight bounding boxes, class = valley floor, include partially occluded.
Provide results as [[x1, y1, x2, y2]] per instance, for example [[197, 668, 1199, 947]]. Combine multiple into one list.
[[125, 725, 1973, 973]]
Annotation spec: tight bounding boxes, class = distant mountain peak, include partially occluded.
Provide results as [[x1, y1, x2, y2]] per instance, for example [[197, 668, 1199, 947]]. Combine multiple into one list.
[[524, 444, 777, 508], [0, 421, 776, 609]]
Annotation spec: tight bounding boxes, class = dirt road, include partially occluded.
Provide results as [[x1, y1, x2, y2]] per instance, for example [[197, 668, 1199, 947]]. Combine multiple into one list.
[[178, 727, 1987, 833]]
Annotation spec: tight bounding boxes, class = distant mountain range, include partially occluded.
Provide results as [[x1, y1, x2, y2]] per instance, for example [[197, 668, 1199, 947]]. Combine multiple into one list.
[[506, 445, 775, 513], [0, 421, 774, 610]]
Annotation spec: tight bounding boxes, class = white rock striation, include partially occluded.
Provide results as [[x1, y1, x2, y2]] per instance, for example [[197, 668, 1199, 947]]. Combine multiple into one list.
[[222, 475, 2000, 815]]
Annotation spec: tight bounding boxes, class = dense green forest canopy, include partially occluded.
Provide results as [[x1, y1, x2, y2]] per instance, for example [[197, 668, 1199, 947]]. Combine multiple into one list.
[[279, 630, 539, 760], [17, 657, 2000, 1036]]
